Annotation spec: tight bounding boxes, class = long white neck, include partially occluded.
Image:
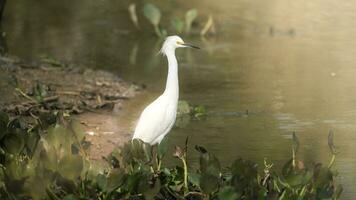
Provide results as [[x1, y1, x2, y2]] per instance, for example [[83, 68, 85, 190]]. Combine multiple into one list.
[[163, 49, 179, 101]]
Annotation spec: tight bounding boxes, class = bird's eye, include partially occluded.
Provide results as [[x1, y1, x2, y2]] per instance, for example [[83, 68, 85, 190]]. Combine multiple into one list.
[[176, 41, 183, 45]]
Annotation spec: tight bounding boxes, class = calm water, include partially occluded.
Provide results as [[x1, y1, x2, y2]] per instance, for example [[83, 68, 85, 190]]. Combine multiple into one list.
[[4, 0, 356, 198]]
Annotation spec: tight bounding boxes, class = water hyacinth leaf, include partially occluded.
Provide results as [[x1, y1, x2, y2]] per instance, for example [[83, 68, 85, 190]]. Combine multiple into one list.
[[314, 166, 333, 188], [282, 158, 294, 177], [231, 158, 258, 179], [143, 179, 161, 200], [218, 186, 240, 200], [143, 3, 161, 36], [143, 3, 160, 26], [185, 9, 198, 33], [158, 137, 168, 159], [128, 3, 140, 29], [3, 133, 25, 154], [195, 145, 207, 153], [38, 112, 57, 128], [46, 124, 69, 150], [177, 100, 191, 115], [40, 146, 58, 171], [96, 173, 107, 191], [200, 172, 219, 194], [106, 168, 126, 192], [193, 105, 206, 119], [131, 139, 152, 163], [25, 131, 40, 156], [284, 171, 312, 187], [8, 117, 27, 133], [70, 121, 85, 142], [171, 17, 184, 33], [198, 148, 220, 176], [58, 155, 83, 180], [188, 172, 200, 186], [125, 172, 143, 192]]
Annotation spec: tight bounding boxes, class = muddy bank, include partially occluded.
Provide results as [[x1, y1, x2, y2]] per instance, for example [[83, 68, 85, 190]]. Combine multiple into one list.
[[0, 55, 141, 161]]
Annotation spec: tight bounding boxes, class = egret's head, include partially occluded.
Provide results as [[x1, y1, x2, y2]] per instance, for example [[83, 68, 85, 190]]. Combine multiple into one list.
[[160, 35, 199, 56]]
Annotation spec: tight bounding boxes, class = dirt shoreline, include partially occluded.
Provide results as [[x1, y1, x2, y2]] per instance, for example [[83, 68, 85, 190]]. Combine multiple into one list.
[[0, 55, 141, 162]]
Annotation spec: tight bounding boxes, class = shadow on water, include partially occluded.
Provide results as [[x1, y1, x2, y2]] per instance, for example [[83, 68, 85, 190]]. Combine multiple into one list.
[[3, 0, 356, 198]]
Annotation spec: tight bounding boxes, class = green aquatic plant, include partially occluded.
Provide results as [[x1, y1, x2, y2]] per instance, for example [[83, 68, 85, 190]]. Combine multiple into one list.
[[185, 9, 198, 34], [143, 3, 165, 37], [128, 3, 212, 37], [128, 3, 140, 30], [171, 17, 184, 34], [0, 111, 343, 199], [177, 100, 207, 119]]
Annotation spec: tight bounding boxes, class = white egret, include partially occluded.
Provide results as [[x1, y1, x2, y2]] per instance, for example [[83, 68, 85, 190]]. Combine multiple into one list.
[[132, 35, 199, 145]]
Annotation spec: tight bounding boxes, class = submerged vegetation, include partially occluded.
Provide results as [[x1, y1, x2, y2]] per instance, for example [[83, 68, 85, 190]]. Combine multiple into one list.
[[0, 109, 342, 199]]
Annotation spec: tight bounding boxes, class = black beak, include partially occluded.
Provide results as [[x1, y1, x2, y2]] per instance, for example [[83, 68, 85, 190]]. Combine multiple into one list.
[[182, 43, 200, 49]]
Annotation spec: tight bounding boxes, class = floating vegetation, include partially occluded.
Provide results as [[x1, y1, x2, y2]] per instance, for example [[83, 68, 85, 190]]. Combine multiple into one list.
[[0, 110, 342, 199], [177, 100, 207, 120]]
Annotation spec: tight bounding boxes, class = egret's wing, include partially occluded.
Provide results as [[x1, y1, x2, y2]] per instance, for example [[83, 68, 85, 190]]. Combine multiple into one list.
[[133, 96, 173, 144]]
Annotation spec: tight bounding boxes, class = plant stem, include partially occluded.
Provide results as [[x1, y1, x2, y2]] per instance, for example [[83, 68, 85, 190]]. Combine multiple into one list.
[[181, 156, 188, 193], [154, 26, 161, 37], [292, 148, 296, 168], [328, 154, 336, 168]]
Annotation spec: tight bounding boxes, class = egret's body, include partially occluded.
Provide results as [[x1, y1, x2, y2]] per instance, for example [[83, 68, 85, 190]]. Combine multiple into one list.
[[132, 36, 198, 145]]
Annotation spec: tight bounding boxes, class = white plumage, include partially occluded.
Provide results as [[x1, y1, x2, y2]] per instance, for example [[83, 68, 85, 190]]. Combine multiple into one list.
[[132, 35, 199, 145]]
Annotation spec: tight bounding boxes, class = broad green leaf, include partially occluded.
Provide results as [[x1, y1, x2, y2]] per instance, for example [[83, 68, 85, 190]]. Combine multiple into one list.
[[198, 148, 220, 176], [96, 173, 107, 191], [46, 124, 69, 151], [70, 121, 85, 142], [218, 186, 240, 200], [58, 155, 83, 180], [25, 131, 40, 156], [177, 100, 191, 115], [200, 172, 219, 194], [143, 179, 161, 200], [185, 9, 198, 33], [171, 17, 184, 33], [188, 172, 200, 186], [3, 133, 25, 154], [106, 168, 126, 192], [143, 3, 161, 37], [158, 137, 168, 159], [143, 3, 161, 26]]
